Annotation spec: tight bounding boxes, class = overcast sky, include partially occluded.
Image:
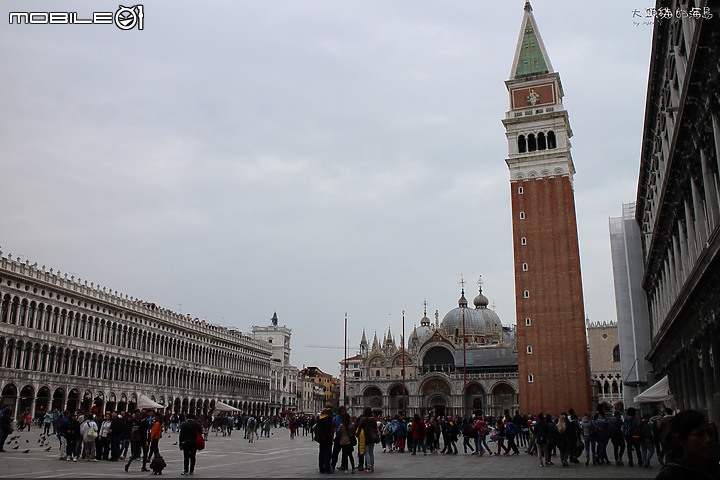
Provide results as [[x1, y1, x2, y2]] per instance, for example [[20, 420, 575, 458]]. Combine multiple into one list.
[[1, 1, 653, 375]]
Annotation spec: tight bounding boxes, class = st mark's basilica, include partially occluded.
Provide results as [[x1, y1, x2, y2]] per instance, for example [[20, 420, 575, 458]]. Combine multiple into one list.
[[343, 281, 519, 419]]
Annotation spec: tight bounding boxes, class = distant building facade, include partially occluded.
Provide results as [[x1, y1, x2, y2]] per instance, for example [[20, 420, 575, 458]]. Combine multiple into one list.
[[0, 252, 272, 420], [344, 286, 519, 418], [252, 312, 298, 416], [300, 366, 338, 408], [635, 1, 720, 422], [502, 1, 592, 415], [587, 320, 623, 412]]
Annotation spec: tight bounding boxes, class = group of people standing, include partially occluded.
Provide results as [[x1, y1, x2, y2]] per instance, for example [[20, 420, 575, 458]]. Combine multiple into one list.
[[312, 405, 719, 479]]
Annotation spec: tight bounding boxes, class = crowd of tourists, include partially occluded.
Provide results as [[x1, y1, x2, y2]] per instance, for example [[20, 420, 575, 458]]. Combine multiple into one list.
[[0, 407, 291, 475], [311, 405, 719, 479]]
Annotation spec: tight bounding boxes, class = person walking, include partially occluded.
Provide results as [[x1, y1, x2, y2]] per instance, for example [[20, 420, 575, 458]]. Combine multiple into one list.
[[124, 411, 150, 472], [609, 411, 626, 465], [179, 413, 202, 476], [147, 412, 163, 464], [97, 412, 112, 461], [556, 413, 573, 467]]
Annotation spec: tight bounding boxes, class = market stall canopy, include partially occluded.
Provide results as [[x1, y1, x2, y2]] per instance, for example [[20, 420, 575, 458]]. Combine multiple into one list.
[[634, 376, 673, 403], [214, 401, 240, 412], [137, 394, 165, 410]]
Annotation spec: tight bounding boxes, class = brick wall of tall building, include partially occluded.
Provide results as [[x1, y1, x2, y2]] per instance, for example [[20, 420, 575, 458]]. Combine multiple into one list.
[[512, 175, 592, 415]]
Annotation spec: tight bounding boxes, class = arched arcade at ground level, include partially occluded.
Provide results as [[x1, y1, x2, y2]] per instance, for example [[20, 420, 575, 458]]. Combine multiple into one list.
[[0, 381, 268, 422]]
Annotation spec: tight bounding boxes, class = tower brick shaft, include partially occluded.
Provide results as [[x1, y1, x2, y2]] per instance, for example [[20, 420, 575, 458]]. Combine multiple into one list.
[[502, 1, 591, 416]]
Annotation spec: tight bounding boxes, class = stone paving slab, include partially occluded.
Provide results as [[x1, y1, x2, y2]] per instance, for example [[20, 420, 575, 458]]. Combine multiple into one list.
[[0, 428, 657, 478]]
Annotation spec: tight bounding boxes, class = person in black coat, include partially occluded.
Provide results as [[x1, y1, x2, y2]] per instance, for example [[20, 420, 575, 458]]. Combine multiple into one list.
[[179, 414, 201, 475], [655, 410, 718, 480], [0, 407, 12, 452], [315, 408, 334, 474]]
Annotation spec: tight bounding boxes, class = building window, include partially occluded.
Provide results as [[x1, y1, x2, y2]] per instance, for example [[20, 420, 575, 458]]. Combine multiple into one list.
[[525, 318, 531, 326], [528, 134, 537, 152], [528, 374, 534, 383], [524, 290, 530, 298], [548, 131, 557, 149], [538, 131, 547, 150], [518, 135, 527, 153], [522, 263, 528, 271], [519, 211, 525, 219], [612, 345, 620, 363], [526, 345, 532, 354], [521, 237, 527, 246], [518, 186, 524, 195], [375, 370, 380, 378]]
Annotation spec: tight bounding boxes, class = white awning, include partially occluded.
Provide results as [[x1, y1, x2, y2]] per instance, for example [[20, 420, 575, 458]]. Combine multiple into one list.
[[137, 394, 165, 410], [634, 376, 673, 403], [214, 401, 240, 412]]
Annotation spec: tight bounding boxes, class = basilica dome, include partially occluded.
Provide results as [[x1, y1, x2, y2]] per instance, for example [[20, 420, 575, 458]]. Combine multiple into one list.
[[440, 288, 502, 334]]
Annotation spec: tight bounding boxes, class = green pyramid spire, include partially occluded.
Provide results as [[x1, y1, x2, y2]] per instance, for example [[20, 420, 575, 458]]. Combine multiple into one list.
[[511, 1, 552, 79]]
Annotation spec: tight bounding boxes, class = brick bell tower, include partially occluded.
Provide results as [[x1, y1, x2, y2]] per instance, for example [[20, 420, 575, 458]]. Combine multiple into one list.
[[502, 0, 591, 415]]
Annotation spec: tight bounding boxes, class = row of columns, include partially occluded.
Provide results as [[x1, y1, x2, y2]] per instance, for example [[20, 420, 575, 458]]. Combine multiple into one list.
[[665, 318, 720, 424]]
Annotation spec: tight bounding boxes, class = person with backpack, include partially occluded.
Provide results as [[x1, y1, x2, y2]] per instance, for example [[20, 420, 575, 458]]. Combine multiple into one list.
[[579, 413, 597, 465], [594, 412, 611, 464], [505, 418, 520, 455], [638, 413, 655, 467], [474, 417, 491, 457], [410, 414, 427, 456], [462, 418, 476, 454], [246, 416, 257, 443], [623, 407, 642, 467], [179, 413, 202, 475], [124, 411, 150, 472], [80, 413, 99, 461]]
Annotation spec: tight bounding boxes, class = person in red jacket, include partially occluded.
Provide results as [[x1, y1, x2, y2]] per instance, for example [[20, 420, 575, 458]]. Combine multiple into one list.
[[410, 414, 427, 455]]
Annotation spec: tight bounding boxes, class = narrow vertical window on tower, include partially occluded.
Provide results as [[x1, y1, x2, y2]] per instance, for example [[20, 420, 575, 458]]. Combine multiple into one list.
[[518, 186, 524, 195], [526, 346, 532, 354], [528, 374, 534, 383], [519, 212, 525, 219], [538, 132, 547, 150], [527, 134, 537, 151], [523, 290, 530, 298], [547, 131, 556, 149], [521, 237, 527, 245], [525, 318, 531, 326], [518, 135, 527, 153], [522, 263, 528, 271]]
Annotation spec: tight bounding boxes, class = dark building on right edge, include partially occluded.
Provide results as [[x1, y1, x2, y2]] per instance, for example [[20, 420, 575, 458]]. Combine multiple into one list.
[[635, 0, 720, 422]]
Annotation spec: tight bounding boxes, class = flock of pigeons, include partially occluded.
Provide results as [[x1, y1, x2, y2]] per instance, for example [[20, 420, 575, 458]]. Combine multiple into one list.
[[4, 432, 52, 454]]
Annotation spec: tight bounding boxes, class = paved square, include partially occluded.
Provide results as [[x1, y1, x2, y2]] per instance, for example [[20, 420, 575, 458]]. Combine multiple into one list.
[[0, 428, 658, 478]]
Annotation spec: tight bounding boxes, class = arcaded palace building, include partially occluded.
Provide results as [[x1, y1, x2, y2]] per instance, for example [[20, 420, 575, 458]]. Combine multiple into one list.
[[344, 283, 519, 418], [0, 251, 272, 420], [634, 0, 720, 423]]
